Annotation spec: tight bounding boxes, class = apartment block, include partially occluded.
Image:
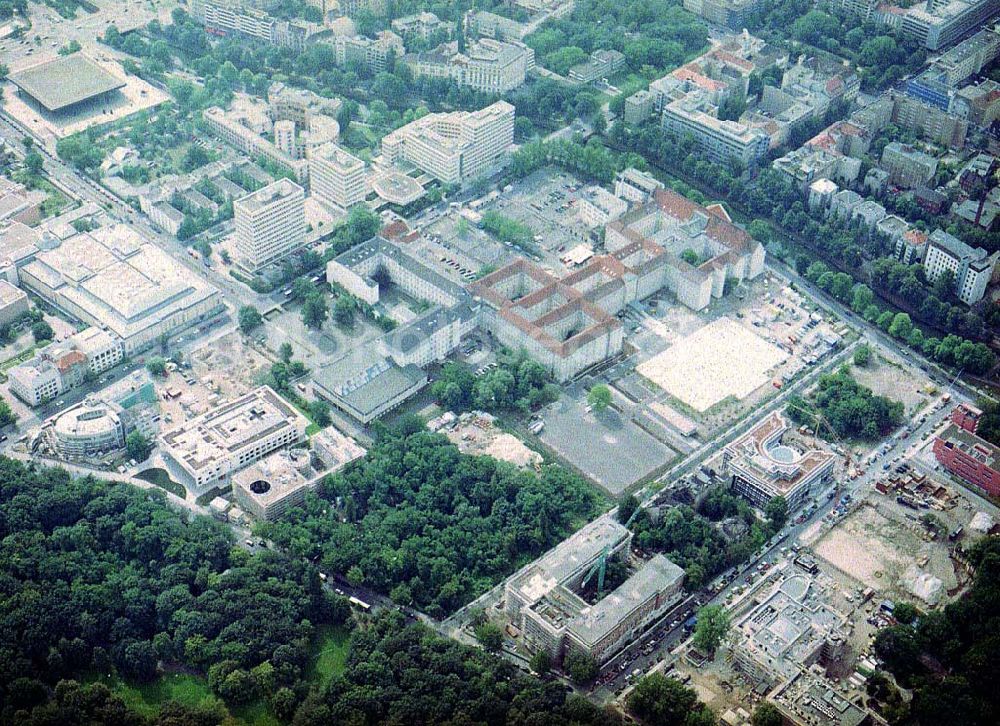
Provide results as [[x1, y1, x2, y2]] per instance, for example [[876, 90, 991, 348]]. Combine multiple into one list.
[[465, 9, 528, 40], [613, 168, 664, 204], [899, 0, 1000, 51], [391, 11, 452, 40], [683, 0, 763, 28], [923, 228, 997, 304], [234, 179, 306, 271], [8, 328, 125, 407], [309, 143, 367, 210], [880, 142, 938, 188], [623, 89, 655, 126], [381, 101, 515, 185], [568, 49, 625, 84]]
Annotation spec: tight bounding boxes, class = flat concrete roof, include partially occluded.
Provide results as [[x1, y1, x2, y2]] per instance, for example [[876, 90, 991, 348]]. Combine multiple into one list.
[[9, 55, 125, 112]]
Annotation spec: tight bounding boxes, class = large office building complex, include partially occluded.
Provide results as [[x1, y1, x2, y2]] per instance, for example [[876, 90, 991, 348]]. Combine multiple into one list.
[[16, 224, 220, 356], [381, 101, 515, 184], [160, 386, 310, 489], [309, 144, 368, 211], [922, 229, 997, 304], [234, 179, 306, 271], [404, 38, 534, 94], [317, 233, 476, 423], [934, 405, 1000, 497], [471, 188, 765, 380], [723, 411, 836, 511], [505, 518, 685, 665]]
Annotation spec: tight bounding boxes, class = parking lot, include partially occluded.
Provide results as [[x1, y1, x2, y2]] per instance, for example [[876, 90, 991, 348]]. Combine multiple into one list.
[[538, 380, 678, 495], [480, 167, 595, 270]]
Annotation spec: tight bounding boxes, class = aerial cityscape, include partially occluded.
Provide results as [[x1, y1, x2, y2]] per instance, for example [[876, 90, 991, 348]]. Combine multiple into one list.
[[1, 0, 999, 724]]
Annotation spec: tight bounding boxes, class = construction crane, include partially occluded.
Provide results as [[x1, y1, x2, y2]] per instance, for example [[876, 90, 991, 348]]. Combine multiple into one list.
[[582, 506, 646, 598], [581, 545, 611, 597]]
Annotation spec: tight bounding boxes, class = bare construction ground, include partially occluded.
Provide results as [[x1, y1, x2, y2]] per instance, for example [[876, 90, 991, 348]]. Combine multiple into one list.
[[813, 501, 958, 601], [850, 357, 933, 415], [443, 414, 542, 468], [637, 317, 787, 412]]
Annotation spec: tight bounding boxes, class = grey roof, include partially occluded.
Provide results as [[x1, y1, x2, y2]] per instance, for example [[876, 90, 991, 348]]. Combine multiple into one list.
[[929, 228, 987, 261], [333, 235, 468, 305], [313, 342, 427, 418], [9, 55, 125, 111], [567, 554, 685, 646]]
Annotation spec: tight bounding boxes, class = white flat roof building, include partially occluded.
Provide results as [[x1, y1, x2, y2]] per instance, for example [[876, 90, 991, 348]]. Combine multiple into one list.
[[160, 385, 309, 489], [17, 224, 221, 355], [309, 143, 367, 210], [234, 179, 306, 271], [381, 101, 515, 185], [923, 228, 997, 304]]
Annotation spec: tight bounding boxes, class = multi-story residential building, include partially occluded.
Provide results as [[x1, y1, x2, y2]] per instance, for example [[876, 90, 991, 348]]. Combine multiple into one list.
[[954, 79, 1000, 127], [623, 89, 655, 125], [72, 328, 125, 376], [876, 214, 910, 246], [683, 0, 763, 28], [8, 358, 62, 406], [922, 229, 997, 304], [576, 186, 628, 228], [160, 385, 309, 489], [850, 199, 888, 231], [465, 9, 528, 40], [807, 178, 839, 212], [404, 38, 533, 94], [891, 92, 968, 148], [880, 142, 938, 188], [8, 328, 125, 406], [864, 166, 890, 197], [613, 168, 664, 204], [391, 11, 452, 41], [896, 228, 929, 264], [234, 179, 306, 271], [381, 101, 515, 185], [568, 49, 626, 84], [723, 411, 836, 511], [662, 97, 769, 165], [327, 31, 405, 73], [829, 189, 863, 219], [309, 143, 367, 210]]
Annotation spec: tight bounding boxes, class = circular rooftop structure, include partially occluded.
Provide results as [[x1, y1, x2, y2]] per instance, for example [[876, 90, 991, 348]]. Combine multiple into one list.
[[769, 444, 800, 464], [249, 479, 271, 495], [373, 172, 425, 206]]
